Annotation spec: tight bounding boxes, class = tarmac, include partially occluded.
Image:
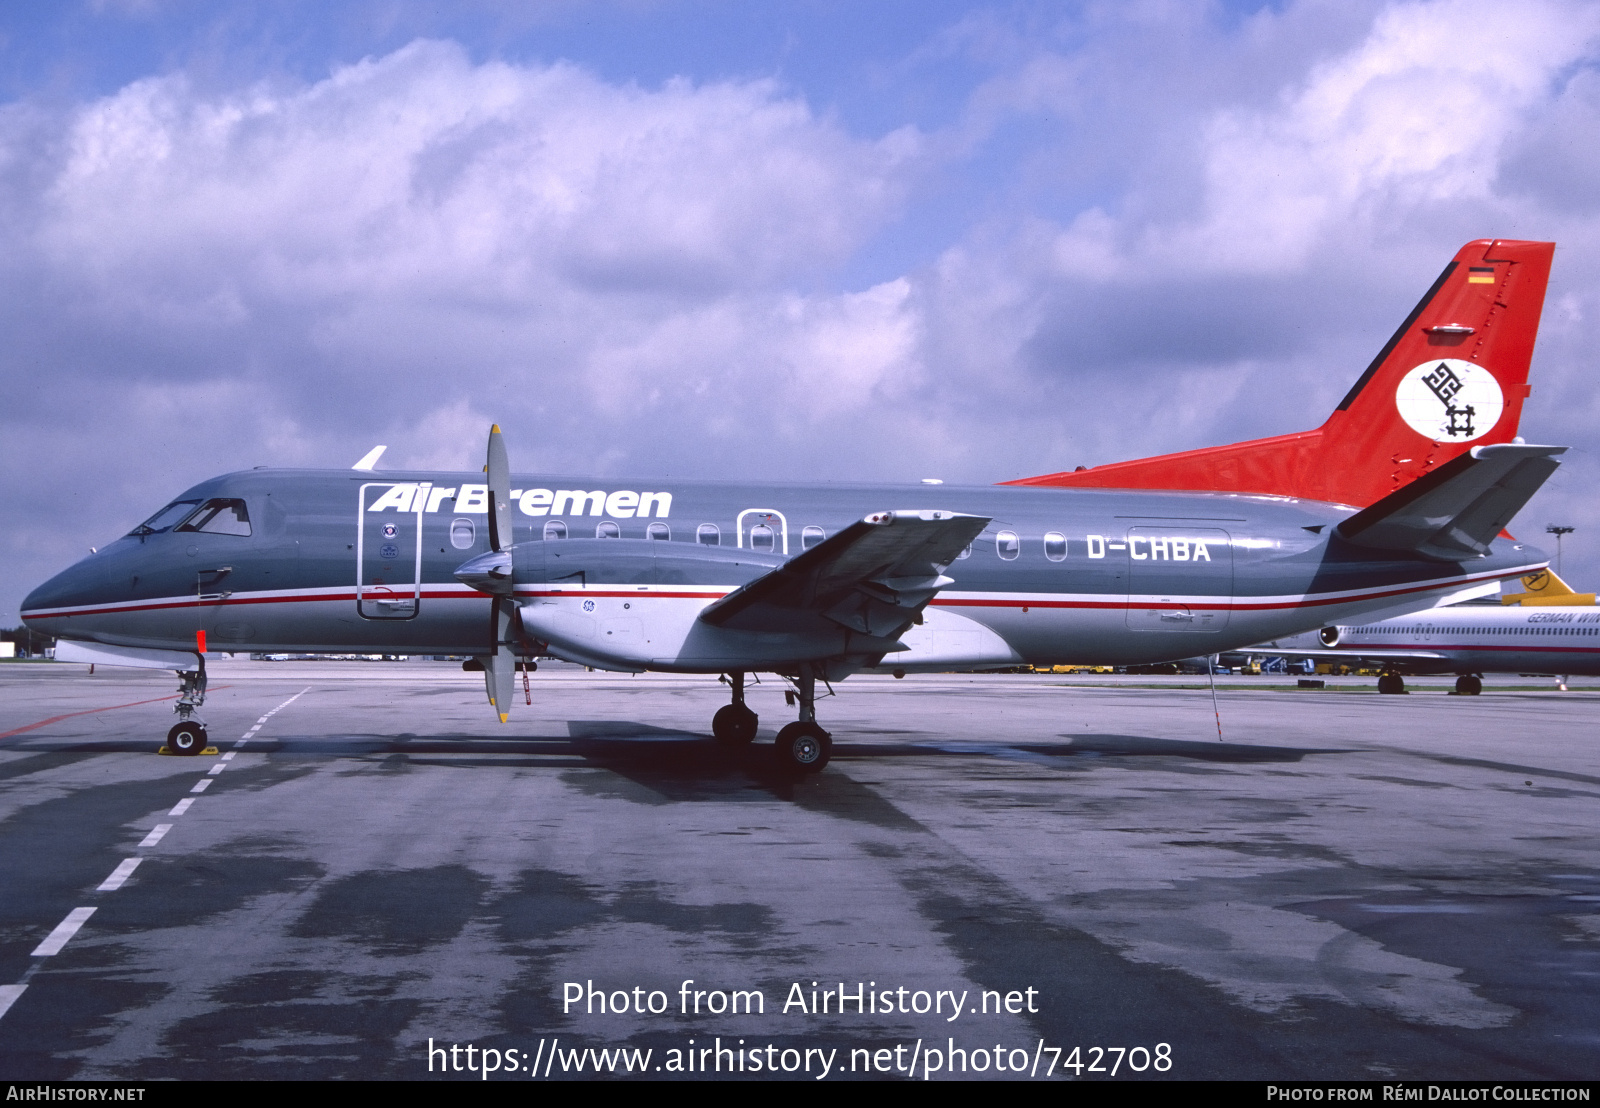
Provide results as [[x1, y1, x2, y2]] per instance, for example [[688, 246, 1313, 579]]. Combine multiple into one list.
[[0, 658, 1596, 1081]]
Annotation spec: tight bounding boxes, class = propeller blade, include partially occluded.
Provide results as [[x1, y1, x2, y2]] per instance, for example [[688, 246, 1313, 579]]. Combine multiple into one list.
[[487, 424, 513, 553], [484, 596, 516, 723]]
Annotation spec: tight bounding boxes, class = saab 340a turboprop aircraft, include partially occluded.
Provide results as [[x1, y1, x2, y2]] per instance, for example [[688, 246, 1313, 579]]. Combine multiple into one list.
[[21, 240, 1566, 773]]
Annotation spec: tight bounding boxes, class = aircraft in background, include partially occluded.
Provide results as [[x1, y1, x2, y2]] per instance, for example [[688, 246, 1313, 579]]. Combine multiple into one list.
[[1242, 571, 1600, 695], [22, 240, 1565, 772]]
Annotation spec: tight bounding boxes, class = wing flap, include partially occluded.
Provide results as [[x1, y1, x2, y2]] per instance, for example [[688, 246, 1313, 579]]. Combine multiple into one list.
[[699, 510, 990, 635]]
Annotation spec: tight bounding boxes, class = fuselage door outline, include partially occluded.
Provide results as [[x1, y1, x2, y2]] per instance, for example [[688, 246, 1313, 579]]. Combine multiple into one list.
[[356, 481, 426, 620], [736, 509, 789, 555], [1125, 526, 1233, 633]]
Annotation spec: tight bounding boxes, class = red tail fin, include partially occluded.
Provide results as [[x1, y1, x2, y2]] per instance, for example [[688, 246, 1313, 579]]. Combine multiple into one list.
[[1004, 240, 1555, 506]]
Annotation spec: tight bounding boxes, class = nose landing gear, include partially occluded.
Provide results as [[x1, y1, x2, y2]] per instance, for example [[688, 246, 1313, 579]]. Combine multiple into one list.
[[161, 659, 211, 756]]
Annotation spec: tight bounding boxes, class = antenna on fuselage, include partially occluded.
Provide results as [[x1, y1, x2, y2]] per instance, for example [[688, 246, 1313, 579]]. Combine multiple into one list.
[[352, 445, 387, 471]]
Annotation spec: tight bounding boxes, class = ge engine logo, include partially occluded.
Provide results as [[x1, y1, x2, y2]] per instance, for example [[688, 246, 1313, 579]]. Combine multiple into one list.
[[1395, 359, 1503, 442]]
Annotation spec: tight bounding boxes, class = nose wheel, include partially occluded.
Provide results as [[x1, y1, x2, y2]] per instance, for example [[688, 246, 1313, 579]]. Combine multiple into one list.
[[161, 658, 210, 755], [167, 721, 209, 756]]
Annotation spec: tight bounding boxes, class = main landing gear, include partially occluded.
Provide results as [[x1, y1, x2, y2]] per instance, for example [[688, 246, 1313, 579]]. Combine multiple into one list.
[[1377, 671, 1407, 695], [713, 672, 759, 746], [774, 664, 830, 776], [164, 660, 210, 756], [711, 666, 831, 774], [1453, 674, 1483, 696]]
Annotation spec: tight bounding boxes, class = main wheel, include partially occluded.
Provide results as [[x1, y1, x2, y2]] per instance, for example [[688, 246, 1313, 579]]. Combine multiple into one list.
[[775, 721, 831, 774], [167, 721, 207, 756], [1455, 674, 1483, 696], [1377, 673, 1405, 695], [712, 703, 759, 745]]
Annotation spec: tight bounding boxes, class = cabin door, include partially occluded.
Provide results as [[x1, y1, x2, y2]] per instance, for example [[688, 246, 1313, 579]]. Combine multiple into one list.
[[356, 482, 425, 620]]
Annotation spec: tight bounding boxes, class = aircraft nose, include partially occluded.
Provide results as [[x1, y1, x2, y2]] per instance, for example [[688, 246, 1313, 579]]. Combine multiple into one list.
[[454, 550, 513, 595], [21, 559, 99, 636]]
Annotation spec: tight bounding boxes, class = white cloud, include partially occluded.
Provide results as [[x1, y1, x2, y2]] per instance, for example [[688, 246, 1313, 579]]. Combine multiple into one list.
[[10, 3, 1600, 619], [39, 40, 913, 310]]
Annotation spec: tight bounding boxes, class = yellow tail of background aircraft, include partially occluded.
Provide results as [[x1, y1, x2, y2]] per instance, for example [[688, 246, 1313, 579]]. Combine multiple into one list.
[[1501, 570, 1596, 607]]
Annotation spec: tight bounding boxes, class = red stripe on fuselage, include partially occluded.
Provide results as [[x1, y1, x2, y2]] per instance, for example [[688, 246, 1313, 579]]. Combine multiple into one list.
[[1340, 643, 1600, 655]]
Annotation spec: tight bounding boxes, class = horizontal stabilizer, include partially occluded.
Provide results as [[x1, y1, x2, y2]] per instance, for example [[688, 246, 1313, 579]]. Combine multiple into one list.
[[1336, 443, 1564, 560], [700, 510, 990, 636]]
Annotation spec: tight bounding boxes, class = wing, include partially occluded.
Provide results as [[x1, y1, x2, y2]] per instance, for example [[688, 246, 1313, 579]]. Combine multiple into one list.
[[699, 509, 991, 639]]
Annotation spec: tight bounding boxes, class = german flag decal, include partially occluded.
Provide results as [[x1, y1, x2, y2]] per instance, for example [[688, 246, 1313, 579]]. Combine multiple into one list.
[[1468, 266, 1496, 284]]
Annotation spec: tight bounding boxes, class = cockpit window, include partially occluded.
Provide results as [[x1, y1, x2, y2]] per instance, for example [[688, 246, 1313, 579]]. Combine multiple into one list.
[[130, 500, 201, 536], [175, 499, 252, 536]]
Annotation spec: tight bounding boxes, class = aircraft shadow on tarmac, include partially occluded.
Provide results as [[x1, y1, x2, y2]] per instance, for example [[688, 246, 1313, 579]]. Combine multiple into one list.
[[5, 726, 1349, 815], [10, 726, 1346, 768]]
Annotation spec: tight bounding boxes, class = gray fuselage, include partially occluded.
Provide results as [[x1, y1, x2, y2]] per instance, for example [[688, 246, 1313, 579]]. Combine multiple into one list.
[[21, 468, 1548, 673]]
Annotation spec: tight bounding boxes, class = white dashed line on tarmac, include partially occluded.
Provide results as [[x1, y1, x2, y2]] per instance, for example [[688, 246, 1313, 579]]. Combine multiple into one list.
[[31, 907, 96, 957], [96, 858, 142, 892], [0, 687, 313, 1027]]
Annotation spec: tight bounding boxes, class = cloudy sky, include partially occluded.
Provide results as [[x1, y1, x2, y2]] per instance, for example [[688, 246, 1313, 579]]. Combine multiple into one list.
[[6, 0, 1600, 624]]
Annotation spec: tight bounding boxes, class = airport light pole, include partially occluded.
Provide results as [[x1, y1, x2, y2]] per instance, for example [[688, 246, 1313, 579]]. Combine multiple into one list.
[[1546, 525, 1575, 576]]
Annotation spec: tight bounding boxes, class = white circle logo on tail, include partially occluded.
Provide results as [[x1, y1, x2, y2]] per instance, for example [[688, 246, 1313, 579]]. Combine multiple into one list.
[[1395, 359, 1503, 442]]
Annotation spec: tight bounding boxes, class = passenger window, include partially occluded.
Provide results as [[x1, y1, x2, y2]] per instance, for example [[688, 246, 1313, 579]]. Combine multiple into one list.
[[176, 499, 252, 537], [544, 520, 568, 541], [697, 524, 720, 546], [647, 522, 670, 541], [996, 531, 1020, 561], [802, 525, 825, 550], [596, 521, 620, 539], [450, 518, 475, 549], [131, 500, 200, 536], [749, 523, 775, 552], [1044, 532, 1067, 562]]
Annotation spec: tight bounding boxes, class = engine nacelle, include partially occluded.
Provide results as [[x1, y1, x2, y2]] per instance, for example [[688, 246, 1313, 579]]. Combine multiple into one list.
[[1319, 625, 1341, 647]]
